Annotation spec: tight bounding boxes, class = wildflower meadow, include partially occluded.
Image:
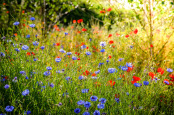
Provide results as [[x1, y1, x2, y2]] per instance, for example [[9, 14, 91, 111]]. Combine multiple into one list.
[[0, 0, 174, 115]]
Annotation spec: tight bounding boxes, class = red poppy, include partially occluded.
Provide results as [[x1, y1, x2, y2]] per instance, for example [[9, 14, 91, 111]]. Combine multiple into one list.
[[149, 72, 156, 80], [100, 10, 106, 14], [116, 33, 120, 36], [134, 29, 138, 34], [14, 33, 17, 36], [73, 20, 76, 23], [22, 10, 25, 14], [82, 28, 87, 31], [83, 70, 90, 76], [150, 44, 153, 47], [115, 94, 120, 98], [26, 52, 31, 56], [125, 35, 129, 38], [56, 43, 60, 46], [92, 73, 96, 76], [5, 76, 8, 80], [77, 19, 83, 23], [3, 3, 6, 5], [77, 58, 80, 60], [107, 8, 112, 11], [6, 11, 9, 13], [112, 46, 115, 48], [120, 74, 125, 78], [127, 66, 134, 72], [109, 40, 114, 44], [169, 74, 174, 82], [133, 76, 141, 81], [86, 47, 89, 49], [107, 80, 115, 87], [108, 34, 112, 37], [157, 68, 164, 75], [80, 42, 85, 46], [31, 52, 35, 55], [94, 81, 101, 87], [108, 55, 112, 59], [77, 31, 81, 33]]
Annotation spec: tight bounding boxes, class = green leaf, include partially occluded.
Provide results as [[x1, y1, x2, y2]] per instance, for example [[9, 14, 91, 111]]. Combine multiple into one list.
[[162, 1, 165, 5], [128, 0, 133, 3]]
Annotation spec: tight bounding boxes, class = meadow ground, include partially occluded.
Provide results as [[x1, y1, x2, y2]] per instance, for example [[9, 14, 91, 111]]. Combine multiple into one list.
[[0, 2, 174, 113]]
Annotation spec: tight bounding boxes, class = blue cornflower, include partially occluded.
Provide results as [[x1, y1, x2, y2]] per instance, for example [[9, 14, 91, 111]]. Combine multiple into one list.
[[79, 76, 84, 80], [50, 83, 54, 87], [83, 112, 90, 115], [55, 58, 61, 62], [67, 52, 72, 55], [81, 45, 86, 49], [93, 110, 100, 115], [30, 17, 35, 21], [97, 104, 105, 109], [167, 68, 173, 72], [89, 38, 92, 41], [15, 48, 20, 52], [5, 105, 14, 112], [20, 71, 26, 75], [130, 45, 134, 49], [26, 35, 30, 38], [126, 63, 133, 67], [100, 49, 105, 52], [82, 89, 89, 93], [22, 89, 29, 96], [24, 110, 31, 115], [29, 24, 35, 28], [134, 83, 140, 87], [4, 84, 10, 89], [108, 68, 117, 73], [86, 52, 91, 55], [118, 58, 124, 61], [72, 56, 77, 60], [100, 42, 106, 47], [59, 49, 66, 53], [115, 98, 120, 103], [95, 70, 100, 74], [64, 32, 68, 35], [25, 76, 29, 79], [33, 41, 39, 46], [92, 77, 97, 79], [126, 92, 129, 96], [65, 76, 71, 81], [99, 98, 106, 104], [22, 45, 29, 50], [143, 81, 149, 85], [74, 108, 80, 114], [33, 58, 38, 61], [106, 60, 109, 63], [98, 63, 104, 67], [46, 66, 52, 71], [40, 46, 45, 50], [77, 100, 85, 105], [84, 101, 91, 108], [164, 80, 169, 85], [43, 71, 51, 76], [0, 52, 5, 57], [121, 66, 128, 71], [90, 96, 98, 101], [35, 34, 38, 38], [13, 22, 19, 26]]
